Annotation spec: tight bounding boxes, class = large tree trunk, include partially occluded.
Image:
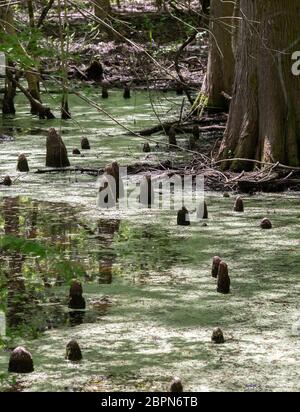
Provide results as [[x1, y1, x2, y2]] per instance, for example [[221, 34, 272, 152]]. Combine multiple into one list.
[[0, 3, 16, 115], [25, 71, 42, 115], [202, 0, 235, 110], [219, 0, 300, 170]]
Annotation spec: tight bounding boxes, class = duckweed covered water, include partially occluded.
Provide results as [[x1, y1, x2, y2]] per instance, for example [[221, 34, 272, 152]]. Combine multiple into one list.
[[0, 89, 299, 392]]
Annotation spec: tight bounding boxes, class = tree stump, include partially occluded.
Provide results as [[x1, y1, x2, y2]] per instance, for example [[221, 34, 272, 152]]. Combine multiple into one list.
[[8, 347, 34, 373], [17, 154, 29, 172], [217, 261, 230, 294], [177, 206, 190, 226], [66, 340, 82, 361], [46, 128, 70, 168]]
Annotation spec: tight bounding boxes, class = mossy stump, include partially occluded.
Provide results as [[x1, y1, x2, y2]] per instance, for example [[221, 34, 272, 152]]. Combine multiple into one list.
[[46, 128, 70, 168]]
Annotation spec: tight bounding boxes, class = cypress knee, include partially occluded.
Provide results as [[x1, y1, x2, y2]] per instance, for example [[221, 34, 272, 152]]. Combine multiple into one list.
[[73, 148, 81, 155], [105, 161, 124, 200], [193, 125, 200, 140], [81, 137, 90, 150], [46, 128, 70, 168], [170, 377, 183, 392], [17, 154, 29, 172], [197, 200, 208, 219], [8, 346, 34, 373], [233, 196, 244, 212], [217, 261, 230, 294], [123, 84, 131, 99], [3, 175, 12, 186], [212, 256, 221, 278], [168, 127, 177, 147], [66, 340, 82, 361], [101, 80, 109, 99], [139, 174, 154, 207], [68, 280, 86, 309], [143, 142, 151, 153], [260, 218, 272, 229], [211, 327, 225, 344], [177, 206, 190, 226]]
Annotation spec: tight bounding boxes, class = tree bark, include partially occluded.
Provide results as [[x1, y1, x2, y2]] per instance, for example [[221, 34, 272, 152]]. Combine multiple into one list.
[[0, 3, 16, 115], [25, 71, 42, 115], [219, 0, 300, 170], [202, 0, 235, 110]]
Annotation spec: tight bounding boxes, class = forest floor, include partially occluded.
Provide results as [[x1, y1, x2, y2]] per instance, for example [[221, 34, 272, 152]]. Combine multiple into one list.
[[33, 2, 207, 91]]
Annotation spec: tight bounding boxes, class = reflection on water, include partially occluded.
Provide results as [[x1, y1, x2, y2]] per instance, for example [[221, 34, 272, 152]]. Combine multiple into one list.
[[0, 196, 121, 336]]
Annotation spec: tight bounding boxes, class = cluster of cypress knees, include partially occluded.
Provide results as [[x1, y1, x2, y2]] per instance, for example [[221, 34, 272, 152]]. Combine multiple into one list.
[[3, 127, 273, 391], [177, 196, 272, 294], [6, 278, 228, 391]]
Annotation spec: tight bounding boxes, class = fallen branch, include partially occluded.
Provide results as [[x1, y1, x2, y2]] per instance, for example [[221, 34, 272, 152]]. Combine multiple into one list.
[[9, 74, 55, 119]]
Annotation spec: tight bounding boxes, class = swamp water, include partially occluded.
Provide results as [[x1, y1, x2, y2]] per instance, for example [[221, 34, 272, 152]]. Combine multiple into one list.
[[0, 89, 299, 392]]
